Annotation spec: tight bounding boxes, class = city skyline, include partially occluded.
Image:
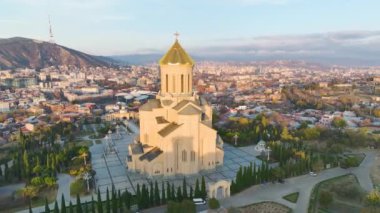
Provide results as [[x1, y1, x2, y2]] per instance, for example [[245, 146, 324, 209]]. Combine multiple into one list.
[[1, 0, 380, 62]]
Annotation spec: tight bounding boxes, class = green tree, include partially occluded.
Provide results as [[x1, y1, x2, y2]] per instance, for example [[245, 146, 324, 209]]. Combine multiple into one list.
[[106, 188, 110, 213], [91, 195, 95, 213], [29, 201, 33, 213], [281, 127, 294, 142], [189, 186, 193, 199], [61, 194, 67, 213], [166, 182, 171, 201], [201, 176, 207, 199], [149, 182, 154, 207], [54, 200, 59, 213], [69, 201, 73, 213], [208, 198, 220, 209], [332, 117, 347, 129], [176, 187, 183, 202], [161, 182, 166, 204], [97, 188, 103, 213], [182, 178, 188, 199], [194, 179, 200, 198], [154, 181, 160, 206], [23, 150, 30, 179], [76, 194, 83, 213], [44, 198, 50, 213]]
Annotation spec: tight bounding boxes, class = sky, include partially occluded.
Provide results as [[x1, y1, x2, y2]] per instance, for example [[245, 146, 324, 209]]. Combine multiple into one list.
[[1, 0, 380, 64]]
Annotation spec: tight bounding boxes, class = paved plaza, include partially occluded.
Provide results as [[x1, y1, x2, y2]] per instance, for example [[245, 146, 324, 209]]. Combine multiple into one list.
[[91, 121, 263, 198]]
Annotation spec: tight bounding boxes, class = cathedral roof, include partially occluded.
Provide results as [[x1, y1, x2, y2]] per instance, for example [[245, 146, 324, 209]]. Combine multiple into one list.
[[178, 105, 202, 115], [140, 99, 161, 111], [159, 40, 195, 66], [158, 123, 182, 137], [139, 147, 163, 162], [156, 116, 169, 124], [173, 100, 199, 111]]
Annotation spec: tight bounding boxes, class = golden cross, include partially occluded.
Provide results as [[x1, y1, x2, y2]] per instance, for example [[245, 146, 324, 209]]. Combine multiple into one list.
[[174, 31, 180, 40]]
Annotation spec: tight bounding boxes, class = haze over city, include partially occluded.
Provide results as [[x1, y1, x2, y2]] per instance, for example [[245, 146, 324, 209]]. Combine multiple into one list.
[[1, 0, 380, 65]]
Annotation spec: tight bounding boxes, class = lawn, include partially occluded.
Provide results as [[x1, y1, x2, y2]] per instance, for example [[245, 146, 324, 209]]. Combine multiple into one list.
[[308, 174, 366, 213], [283, 192, 299, 203]]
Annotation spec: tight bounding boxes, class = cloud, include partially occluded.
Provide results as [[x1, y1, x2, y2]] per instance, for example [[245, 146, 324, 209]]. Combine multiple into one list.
[[190, 31, 380, 65]]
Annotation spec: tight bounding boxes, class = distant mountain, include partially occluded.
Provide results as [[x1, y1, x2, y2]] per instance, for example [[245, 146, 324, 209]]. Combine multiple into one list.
[[111, 54, 163, 65], [0, 37, 115, 69]]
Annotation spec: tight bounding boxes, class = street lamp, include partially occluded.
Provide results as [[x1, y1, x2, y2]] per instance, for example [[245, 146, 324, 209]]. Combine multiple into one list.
[[233, 134, 238, 146], [266, 146, 271, 161], [83, 172, 91, 192]]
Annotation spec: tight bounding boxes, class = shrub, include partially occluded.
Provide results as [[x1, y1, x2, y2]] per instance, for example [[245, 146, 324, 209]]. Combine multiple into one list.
[[31, 177, 45, 186], [167, 200, 196, 213], [208, 198, 220, 209], [70, 179, 86, 195], [319, 191, 333, 208]]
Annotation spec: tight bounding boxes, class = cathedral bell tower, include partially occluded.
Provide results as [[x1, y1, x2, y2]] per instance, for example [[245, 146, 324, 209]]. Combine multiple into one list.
[[159, 33, 194, 97]]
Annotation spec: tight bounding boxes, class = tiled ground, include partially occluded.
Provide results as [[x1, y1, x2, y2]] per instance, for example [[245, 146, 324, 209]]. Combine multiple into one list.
[[91, 122, 262, 198]]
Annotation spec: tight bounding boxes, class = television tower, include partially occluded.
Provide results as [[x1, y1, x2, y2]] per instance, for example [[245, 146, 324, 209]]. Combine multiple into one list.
[[48, 15, 55, 43]]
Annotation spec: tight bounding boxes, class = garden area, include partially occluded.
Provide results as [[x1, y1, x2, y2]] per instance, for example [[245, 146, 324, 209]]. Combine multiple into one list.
[[234, 201, 291, 213], [283, 192, 299, 203], [308, 174, 379, 213]]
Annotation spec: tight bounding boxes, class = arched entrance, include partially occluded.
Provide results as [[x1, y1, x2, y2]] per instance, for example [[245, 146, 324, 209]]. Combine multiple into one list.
[[208, 180, 231, 199]]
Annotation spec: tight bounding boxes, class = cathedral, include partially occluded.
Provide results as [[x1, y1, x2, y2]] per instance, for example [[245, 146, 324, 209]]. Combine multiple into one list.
[[127, 37, 224, 176]]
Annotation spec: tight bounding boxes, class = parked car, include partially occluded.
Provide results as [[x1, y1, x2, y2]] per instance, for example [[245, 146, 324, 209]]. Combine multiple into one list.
[[309, 171, 317, 176]]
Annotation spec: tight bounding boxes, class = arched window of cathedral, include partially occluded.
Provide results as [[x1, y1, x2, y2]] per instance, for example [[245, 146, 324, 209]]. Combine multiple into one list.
[[173, 76, 176, 93], [182, 150, 187, 162], [181, 74, 184, 93], [166, 74, 168, 92], [201, 113, 206, 121], [191, 151, 195, 161]]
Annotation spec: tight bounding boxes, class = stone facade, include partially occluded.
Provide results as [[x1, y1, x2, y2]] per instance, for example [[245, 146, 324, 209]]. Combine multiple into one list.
[[127, 39, 224, 176]]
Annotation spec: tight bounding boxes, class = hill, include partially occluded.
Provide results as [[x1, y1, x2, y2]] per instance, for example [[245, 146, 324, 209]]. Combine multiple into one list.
[[0, 37, 114, 69]]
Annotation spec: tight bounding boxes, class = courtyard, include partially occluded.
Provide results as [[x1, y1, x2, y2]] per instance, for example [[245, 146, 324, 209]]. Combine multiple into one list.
[[90, 121, 263, 198]]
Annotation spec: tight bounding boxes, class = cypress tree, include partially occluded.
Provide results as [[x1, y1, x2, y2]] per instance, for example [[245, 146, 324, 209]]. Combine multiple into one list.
[[189, 186, 194, 199], [91, 195, 95, 213], [136, 184, 141, 209], [161, 182, 166, 204], [141, 184, 147, 209], [54, 200, 59, 213], [44, 198, 50, 213], [28, 201, 33, 213], [61, 194, 66, 213], [124, 190, 131, 210], [149, 182, 154, 207], [154, 181, 160, 206], [106, 188, 111, 213], [69, 201, 73, 213], [0, 166, 2, 176], [76, 194, 83, 213], [84, 201, 89, 213], [171, 184, 175, 201], [97, 189, 103, 213], [201, 176, 207, 199], [111, 188, 117, 213], [182, 178, 188, 199], [176, 186, 183, 202], [4, 163, 9, 182], [166, 182, 171, 201], [194, 179, 200, 198], [118, 190, 123, 212]]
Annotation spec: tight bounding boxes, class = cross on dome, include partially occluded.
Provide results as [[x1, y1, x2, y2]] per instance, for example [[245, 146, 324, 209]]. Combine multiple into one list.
[[174, 31, 180, 40]]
